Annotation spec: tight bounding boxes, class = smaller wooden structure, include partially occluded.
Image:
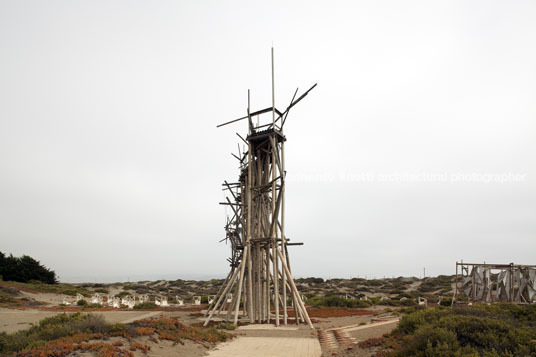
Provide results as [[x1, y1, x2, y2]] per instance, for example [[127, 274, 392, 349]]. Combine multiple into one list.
[[453, 262, 536, 304]]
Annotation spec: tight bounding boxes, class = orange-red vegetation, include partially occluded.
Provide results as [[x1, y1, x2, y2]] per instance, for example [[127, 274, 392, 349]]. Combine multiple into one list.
[[129, 342, 151, 354], [134, 327, 155, 335], [293, 307, 374, 318]]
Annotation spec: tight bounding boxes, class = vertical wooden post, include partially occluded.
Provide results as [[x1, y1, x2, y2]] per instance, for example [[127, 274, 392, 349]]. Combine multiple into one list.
[[265, 245, 270, 321], [453, 262, 458, 306], [281, 141, 287, 324], [245, 127, 254, 322], [272, 136, 280, 326], [233, 245, 249, 324], [255, 242, 263, 323], [271, 47, 275, 125]]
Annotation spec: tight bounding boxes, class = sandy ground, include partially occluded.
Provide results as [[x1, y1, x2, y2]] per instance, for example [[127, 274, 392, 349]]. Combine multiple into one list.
[[347, 320, 399, 342], [0, 308, 60, 333], [0, 308, 197, 333], [19, 291, 66, 305], [314, 315, 373, 330], [208, 336, 321, 357], [208, 323, 321, 357]]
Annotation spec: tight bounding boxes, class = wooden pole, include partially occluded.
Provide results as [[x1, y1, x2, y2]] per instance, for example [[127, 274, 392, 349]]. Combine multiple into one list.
[[206, 268, 233, 317], [204, 267, 240, 326], [281, 140, 287, 325], [246, 132, 254, 322], [272, 136, 280, 326], [272, 47, 275, 126], [233, 245, 249, 324], [453, 262, 458, 306], [265, 245, 270, 321], [277, 249, 313, 329]]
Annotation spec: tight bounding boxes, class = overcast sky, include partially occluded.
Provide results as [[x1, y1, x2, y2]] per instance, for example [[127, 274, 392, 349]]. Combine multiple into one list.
[[1, 1, 535, 283]]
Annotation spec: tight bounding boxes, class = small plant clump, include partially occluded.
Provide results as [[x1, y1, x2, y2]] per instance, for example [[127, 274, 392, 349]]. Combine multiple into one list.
[[133, 302, 157, 310], [359, 336, 385, 348], [217, 322, 237, 330]]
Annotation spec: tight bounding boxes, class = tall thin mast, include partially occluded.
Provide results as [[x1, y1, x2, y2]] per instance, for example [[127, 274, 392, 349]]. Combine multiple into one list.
[[271, 47, 275, 125]]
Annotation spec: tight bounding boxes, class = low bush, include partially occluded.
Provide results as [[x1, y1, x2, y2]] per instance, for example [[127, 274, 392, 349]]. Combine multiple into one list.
[[217, 322, 237, 330], [0, 313, 119, 354], [0, 293, 16, 303], [358, 336, 384, 348], [133, 302, 157, 310], [308, 295, 371, 308], [116, 291, 130, 298], [296, 277, 325, 284], [438, 297, 452, 307], [417, 275, 454, 294], [384, 304, 536, 356], [1, 280, 91, 297], [0, 285, 20, 296]]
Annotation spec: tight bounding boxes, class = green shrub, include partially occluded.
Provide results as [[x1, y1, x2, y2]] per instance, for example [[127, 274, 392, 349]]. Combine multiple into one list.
[[439, 297, 452, 307], [365, 279, 383, 287], [217, 322, 236, 330], [2, 281, 90, 297], [308, 295, 371, 308], [296, 277, 324, 284], [60, 288, 80, 296], [133, 302, 157, 310], [76, 299, 88, 307], [0, 293, 16, 303], [0, 313, 115, 354], [387, 304, 536, 356], [417, 275, 454, 294]]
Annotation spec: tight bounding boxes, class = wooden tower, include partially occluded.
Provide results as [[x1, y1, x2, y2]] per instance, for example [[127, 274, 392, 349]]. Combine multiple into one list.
[[204, 49, 316, 328]]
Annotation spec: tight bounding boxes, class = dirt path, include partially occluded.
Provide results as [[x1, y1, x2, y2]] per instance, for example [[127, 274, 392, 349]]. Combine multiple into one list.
[[346, 319, 399, 341], [0, 308, 166, 333], [0, 308, 60, 333], [207, 336, 321, 357]]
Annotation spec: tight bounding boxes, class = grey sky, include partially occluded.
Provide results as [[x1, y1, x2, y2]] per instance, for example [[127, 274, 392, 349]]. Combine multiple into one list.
[[1, 1, 535, 282]]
